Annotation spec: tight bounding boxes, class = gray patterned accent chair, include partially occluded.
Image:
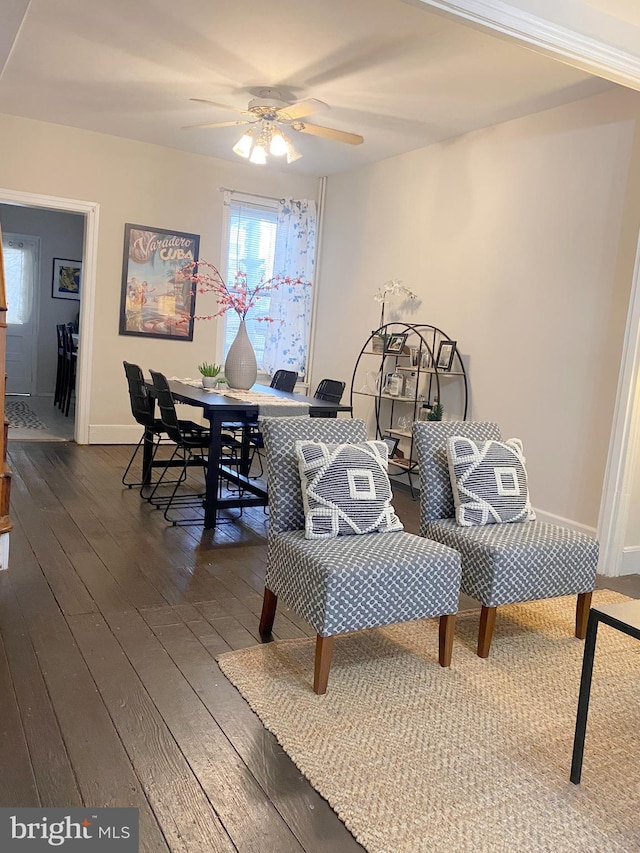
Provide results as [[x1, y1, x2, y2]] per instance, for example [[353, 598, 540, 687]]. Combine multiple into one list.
[[259, 417, 462, 694], [413, 421, 598, 658]]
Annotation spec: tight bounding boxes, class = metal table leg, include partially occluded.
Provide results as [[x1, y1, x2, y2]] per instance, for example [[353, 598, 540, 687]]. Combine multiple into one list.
[[570, 609, 600, 784]]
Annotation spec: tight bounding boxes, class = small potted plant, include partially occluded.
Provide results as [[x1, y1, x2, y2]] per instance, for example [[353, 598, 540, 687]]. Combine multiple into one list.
[[198, 362, 222, 389]]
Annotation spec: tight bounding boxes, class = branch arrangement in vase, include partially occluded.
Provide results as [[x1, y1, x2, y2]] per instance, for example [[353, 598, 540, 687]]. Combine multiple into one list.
[[180, 261, 311, 324]]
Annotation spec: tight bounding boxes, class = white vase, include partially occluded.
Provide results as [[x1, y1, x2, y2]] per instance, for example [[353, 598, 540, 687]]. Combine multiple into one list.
[[224, 319, 257, 390], [201, 376, 218, 389]]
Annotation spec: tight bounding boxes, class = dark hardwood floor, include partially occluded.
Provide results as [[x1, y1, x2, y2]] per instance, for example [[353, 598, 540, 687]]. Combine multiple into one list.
[[1, 441, 637, 852]]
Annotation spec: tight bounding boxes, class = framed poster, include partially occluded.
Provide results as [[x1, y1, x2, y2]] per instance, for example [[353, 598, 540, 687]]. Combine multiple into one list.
[[119, 224, 200, 340], [52, 258, 81, 300]]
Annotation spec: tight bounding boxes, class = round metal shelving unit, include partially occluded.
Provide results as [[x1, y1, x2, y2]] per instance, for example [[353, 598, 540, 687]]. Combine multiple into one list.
[[350, 322, 469, 496]]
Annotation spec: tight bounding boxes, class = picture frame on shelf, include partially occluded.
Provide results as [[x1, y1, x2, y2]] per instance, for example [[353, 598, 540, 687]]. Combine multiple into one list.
[[384, 332, 407, 354], [382, 436, 400, 458], [52, 258, 81, 300], [436, 339, 457, 371]]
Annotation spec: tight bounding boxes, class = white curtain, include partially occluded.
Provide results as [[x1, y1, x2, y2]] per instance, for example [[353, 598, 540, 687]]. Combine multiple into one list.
[[2, 233, 38, 325], [261, 198, 315, 377]]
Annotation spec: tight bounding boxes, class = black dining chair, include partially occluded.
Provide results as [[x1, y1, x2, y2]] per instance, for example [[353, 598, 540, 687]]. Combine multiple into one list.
[[147, 370, 244, 525], [54, 324, 65, 408], [224, 369, 300, 477], [122, 361, 204, 492], [61, 324, 77, 417], [270, 369, 298, 392], [310, 378, 346, 418], [146, 370, 214, 524]]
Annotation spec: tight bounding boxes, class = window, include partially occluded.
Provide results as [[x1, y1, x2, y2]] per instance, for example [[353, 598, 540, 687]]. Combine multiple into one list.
[[224, 200, 278, 367], [2, 233, 38, 325], [223, 194, 315, 377]]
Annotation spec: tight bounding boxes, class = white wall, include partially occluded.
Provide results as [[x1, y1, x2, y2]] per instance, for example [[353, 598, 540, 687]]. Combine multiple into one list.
[[0, 203, 84, 396], [0, 113, 318, 441], [314, 86, 640, 530]]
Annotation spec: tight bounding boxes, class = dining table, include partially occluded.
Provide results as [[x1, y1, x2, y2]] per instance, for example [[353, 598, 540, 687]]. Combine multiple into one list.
[[144, 380, 352, 528]]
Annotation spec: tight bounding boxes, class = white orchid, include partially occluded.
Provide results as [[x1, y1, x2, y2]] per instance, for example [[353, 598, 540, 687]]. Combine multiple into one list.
[[373, 279, 417, 303]]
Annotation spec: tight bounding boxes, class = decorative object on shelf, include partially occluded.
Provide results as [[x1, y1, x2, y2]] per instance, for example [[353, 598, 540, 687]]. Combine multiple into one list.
[[436, 340, 457, 371], [52, 258, 81, 301], [119, 224, 199, 340], [373, 279, 417, 325], [385, 369, 403, 398], [361, 371, 381, 395], [404, 371, 418, 400], [384, 332, 408, 354], [427, 401, 444, 421], [224, 319, 258, 390], [197, 361, 222, 389], [371, 331, 388, 353], [382, 436, 400, 458]]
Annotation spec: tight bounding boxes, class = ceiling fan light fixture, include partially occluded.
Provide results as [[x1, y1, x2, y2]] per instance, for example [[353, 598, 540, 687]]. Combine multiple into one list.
[[269, 127, 289, 157], [249, 141, 267, 165], [232, 129, 253, 158], [286, 139, 302, 164]]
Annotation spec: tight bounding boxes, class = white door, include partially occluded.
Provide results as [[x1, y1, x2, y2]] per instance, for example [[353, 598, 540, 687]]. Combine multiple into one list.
[[3, 233, 39, 395]]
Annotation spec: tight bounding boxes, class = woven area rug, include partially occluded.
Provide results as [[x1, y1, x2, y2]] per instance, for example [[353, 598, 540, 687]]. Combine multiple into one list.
[[217, 590, 640, 853], [5, 400, 47, 429]]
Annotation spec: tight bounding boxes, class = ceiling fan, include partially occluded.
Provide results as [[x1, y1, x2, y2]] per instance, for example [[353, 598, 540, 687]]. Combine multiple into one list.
[[182, 88, 364, 164]]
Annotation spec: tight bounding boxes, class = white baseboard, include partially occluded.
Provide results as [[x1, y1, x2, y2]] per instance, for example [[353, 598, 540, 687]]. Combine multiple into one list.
[[88, 424, 143, 444], [0, 532, 10, 570], [620, 547, 640, 576], [532, 507, 597, 538]]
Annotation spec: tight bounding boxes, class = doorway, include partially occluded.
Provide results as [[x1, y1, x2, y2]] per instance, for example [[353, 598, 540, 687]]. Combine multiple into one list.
[[0, 204, 85, 439], [0, 188, 98, 444]]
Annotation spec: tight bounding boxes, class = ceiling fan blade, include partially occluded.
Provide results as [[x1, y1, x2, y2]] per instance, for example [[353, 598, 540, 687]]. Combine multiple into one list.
[[294, 122, 364, 145], [181, 120, 250, 130], [189, 98, 253, 116], [275, 99, 325, 121]]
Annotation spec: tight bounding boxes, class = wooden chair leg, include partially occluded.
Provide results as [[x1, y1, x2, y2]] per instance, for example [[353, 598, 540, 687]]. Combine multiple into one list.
[[438, 613, 456, 667], [259, 588, 277, 639], [314, 635, 334, 695], [575, 591, 592, 640], [477, 605, 497, 658]]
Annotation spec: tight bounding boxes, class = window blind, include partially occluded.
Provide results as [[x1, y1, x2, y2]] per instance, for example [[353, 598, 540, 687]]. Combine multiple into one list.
[[224, 200, 278, 366]]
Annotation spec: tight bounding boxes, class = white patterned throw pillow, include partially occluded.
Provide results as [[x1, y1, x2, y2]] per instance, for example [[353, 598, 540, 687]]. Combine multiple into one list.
[[446, 436, 536, 527], [295, 440, 404, 539]]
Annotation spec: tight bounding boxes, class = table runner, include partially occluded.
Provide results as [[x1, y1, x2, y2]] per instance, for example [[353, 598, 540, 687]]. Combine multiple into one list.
[[169, 379, 309, 418], [221, 389, 309, 418]]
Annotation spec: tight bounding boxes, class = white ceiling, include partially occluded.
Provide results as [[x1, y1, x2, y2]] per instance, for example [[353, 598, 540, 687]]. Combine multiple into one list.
[[0, 0, 615, 176]]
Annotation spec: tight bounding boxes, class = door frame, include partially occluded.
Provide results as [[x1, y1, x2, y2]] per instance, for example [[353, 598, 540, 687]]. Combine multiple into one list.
[[0, 188, 99, 444], [597, 229, 640, 576]]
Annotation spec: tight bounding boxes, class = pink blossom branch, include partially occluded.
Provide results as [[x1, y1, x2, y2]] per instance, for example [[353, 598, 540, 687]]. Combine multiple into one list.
[[179, 261, 311, 323]]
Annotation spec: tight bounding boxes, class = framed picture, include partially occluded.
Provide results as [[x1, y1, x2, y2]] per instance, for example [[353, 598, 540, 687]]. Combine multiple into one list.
[[384, 333, 407, 354], [382, 436, 400, 458], [52, 258, 81, 300], [119, 223, 200, 340], [436, 339, 457, 371]]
